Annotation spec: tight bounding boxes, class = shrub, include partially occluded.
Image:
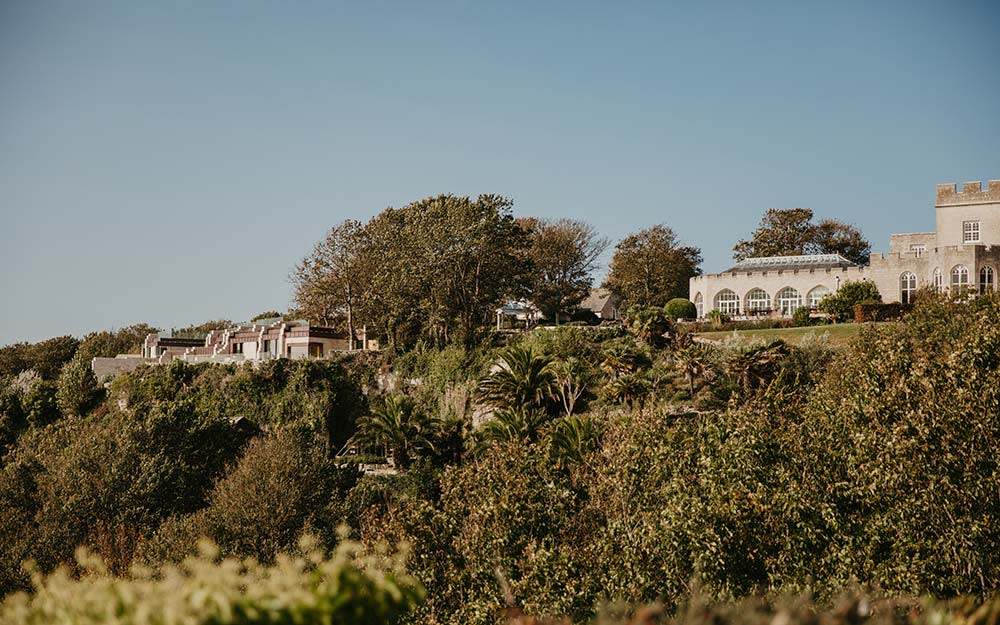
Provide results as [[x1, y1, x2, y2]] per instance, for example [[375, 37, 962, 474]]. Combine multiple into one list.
[[664, 298, 697, 321], [625, 306, 673, 347], [854, 301, 911, 322], [188, 433, 358, 560], [706, 310, 731, 328], [0, 537, 423, 625], [685, 318, 795, 333], [73, 324, 158, 363], [0, 385, 26, 454], [55, 358, 100, 418], [818, 280, 881, 320], [0, 398, 254, 594], [791, 306, 813, 327], [21, 380, 58, 428]]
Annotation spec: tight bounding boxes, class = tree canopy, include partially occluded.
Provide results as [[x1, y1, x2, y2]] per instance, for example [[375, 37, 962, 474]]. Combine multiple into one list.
[[733, 208, 871, 264], [294, 195, 532, 350], [523, 218, 609, 323], [292, 219, 368, 343], [603, 225, 702, 310]]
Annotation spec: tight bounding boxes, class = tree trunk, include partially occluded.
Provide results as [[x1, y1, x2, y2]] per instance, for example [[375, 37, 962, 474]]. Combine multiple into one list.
[[345, 285, 355, 350]]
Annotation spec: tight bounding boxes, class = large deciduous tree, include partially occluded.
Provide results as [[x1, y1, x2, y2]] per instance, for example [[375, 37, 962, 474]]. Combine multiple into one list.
[[361, 195, 532, 348], [603, 225, 702, 310], [291, 220, 369, 347], [811, 218, 872, 265], [295, 195, 532, 350], [733, 208, 871, 265], [523, 218, 609, 324]]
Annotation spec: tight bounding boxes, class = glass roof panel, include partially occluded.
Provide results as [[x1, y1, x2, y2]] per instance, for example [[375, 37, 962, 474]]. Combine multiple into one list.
[[730, 253, 854, 270]]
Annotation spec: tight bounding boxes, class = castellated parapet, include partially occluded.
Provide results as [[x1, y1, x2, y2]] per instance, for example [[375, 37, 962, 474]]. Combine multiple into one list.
[[936, 180, 1000, 206], [691, 178, 1000, 318]]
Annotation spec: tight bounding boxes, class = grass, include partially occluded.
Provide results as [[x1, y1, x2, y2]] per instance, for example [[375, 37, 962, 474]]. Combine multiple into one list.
[[695, 322, 873, 346]]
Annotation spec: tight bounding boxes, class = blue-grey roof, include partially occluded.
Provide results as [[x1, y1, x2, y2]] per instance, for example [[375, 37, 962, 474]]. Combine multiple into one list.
[[724, 253, 857, 273]]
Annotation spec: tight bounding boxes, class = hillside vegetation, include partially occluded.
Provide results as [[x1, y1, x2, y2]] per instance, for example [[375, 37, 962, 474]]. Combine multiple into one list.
[[1, 292, 999, 623]]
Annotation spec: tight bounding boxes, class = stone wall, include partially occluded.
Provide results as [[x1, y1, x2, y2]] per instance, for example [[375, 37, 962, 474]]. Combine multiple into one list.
[[91, 356, 154, 382], [888, 232, 936, 254]]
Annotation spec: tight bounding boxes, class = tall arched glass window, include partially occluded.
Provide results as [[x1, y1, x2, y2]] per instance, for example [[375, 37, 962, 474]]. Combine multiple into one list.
[[694, 293, 703, 318], [900, 272, 917, 304], [776, 287, 802, 316], [745, 288, 770, 313], [933, 268, 943, 292], [807, 286, 830, 308], [980, 266, 995, 294], [714, 289, 740, 315], [951, 265, 970, 292]]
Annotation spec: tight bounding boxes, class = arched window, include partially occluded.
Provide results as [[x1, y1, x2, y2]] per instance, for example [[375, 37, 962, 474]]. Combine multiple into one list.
[[980, 266, 995, 294], [807, 286, 830, 308], [745, 288, 770, 314], [714, 289, 740, 315], [775, 287, 802, 316], [933, 268, 943, 292], [900, 272, 917, 304], [693, 293, 703, 318], [951, 265, 970, 292]]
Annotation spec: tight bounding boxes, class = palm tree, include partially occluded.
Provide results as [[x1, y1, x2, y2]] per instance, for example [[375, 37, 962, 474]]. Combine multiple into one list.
[[599, 340, 651, 380], [352, 395, 438, 468], [477, 407, 549, 446], [674, 344, 713, 397], [602, 372, 651, 407], [549, 415, 600, 471], [477, 345, 557, 411], [725, 340, 789, 396]]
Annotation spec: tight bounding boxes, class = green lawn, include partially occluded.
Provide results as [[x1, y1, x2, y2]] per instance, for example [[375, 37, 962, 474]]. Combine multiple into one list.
[[695, 322, 877, 346]]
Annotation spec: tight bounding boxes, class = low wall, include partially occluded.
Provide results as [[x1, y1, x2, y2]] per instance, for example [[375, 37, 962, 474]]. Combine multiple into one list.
[[91, 356, 154, 381]]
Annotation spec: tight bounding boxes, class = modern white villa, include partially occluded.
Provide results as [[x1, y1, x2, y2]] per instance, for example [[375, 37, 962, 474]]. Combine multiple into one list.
[[689, 179, 1000, 317], [91, 318, 373, 380]]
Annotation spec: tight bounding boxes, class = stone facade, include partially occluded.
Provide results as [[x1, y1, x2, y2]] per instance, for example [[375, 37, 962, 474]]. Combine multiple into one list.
[[690, 179, 1000, 317]]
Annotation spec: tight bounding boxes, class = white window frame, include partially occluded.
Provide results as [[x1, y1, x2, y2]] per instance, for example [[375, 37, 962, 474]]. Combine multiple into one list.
[[963, 221, 980, 244], [807, 286, 830, 308], [952, 265, 970, 291], [714, 290, 740, 315], [745, 288, 770, 313], [910, 244, 926, 257], [776, 287, 802, 316], [933, 268, 943, 292]]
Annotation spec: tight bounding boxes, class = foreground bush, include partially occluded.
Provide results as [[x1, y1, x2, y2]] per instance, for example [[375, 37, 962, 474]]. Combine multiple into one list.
[[571, 594, 1000, 625], [0, 537, 423, 625]]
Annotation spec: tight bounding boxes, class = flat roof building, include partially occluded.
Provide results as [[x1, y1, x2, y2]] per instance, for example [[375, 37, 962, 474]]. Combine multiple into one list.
[[93, 318, 375, 381], [690, 179, 1000, 318]]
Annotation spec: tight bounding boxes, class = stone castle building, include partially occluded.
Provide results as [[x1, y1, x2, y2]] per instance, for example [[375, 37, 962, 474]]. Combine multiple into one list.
[[689, 179, 1000, 318]]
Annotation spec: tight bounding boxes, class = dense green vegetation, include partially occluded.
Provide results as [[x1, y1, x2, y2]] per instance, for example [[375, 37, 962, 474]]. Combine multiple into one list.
[[0, 198, 994, 622], [1, 291, 998, 623]]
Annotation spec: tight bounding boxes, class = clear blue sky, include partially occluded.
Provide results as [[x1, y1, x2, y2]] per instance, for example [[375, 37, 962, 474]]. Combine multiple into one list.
[[2, 1, 998, 345]]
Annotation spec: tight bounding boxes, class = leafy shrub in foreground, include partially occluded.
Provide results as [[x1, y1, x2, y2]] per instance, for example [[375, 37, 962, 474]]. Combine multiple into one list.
[[0, 537, 423, 625]]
